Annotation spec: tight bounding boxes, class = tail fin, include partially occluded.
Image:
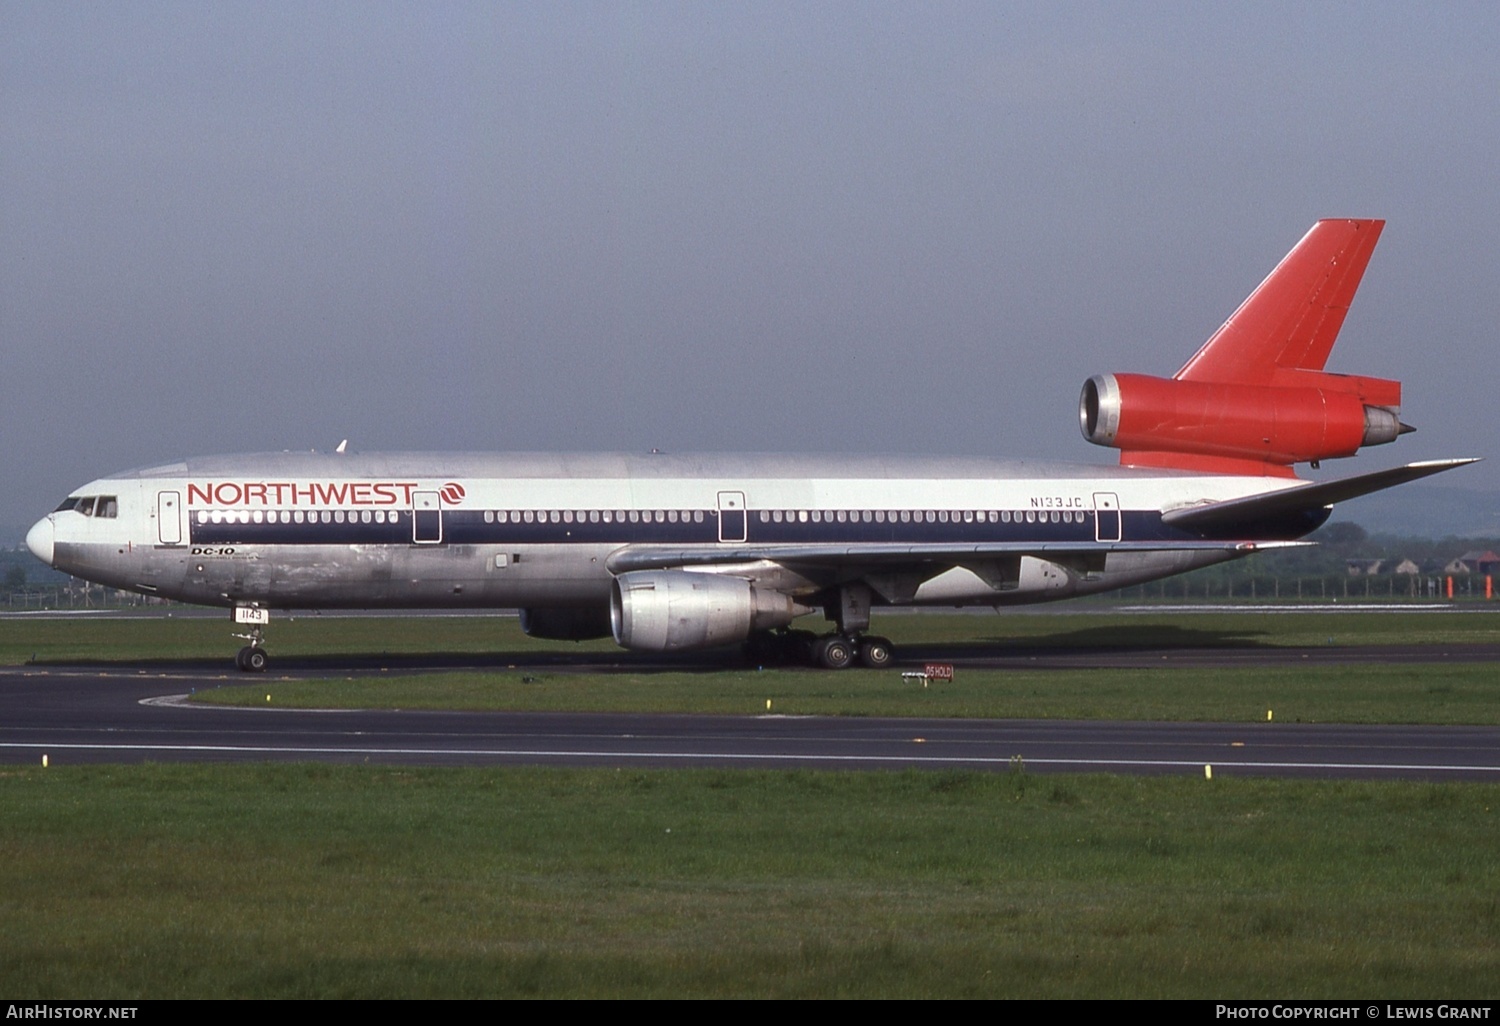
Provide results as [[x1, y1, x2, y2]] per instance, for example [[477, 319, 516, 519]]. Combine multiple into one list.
[[1080, 219, 1411, 477], [1175, 219, 1385, 386]]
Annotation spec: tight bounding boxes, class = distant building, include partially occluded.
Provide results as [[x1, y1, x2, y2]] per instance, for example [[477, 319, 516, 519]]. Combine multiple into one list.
[[1445, 550, 1500, 575], [1346, 559, 1385, 576]]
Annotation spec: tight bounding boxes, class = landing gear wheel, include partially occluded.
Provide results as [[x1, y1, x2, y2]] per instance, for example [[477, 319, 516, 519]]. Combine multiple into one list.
[[858, 636, 894, 669], [236, 646, 268, 673], [231, 609, 270, 673], [813, 635, 854, 670]]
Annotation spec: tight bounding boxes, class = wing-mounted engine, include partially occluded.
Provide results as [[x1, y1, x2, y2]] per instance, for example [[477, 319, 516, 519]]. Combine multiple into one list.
[[610, 570, 808, 652], [1080, 371, 1410, 476], [1078, 218, 1412, 477]]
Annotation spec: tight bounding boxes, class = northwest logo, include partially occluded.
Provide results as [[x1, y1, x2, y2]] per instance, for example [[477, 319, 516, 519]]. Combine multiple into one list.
[[439, 482, 466, 505]]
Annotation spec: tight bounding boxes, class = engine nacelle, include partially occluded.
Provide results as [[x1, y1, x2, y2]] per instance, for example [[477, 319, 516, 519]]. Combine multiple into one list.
[[610, 570, 804, 652], [519, 606, 613, 641], [1080, 373, 1406, 467]]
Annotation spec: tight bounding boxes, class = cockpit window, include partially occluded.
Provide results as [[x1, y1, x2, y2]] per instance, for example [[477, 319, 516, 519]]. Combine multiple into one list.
[[55, 495, 118, 518]]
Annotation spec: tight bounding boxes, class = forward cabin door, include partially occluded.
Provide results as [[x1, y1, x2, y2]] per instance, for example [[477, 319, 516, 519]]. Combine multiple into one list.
[[412, 491, 443, 544], [157, 491, 182, 545], [1093, 492, 1121, 543], [717, 491, 747, 543]]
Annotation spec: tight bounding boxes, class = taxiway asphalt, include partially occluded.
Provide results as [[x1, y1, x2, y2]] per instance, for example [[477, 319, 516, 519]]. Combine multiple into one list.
[[2, 643, 1498, 780]]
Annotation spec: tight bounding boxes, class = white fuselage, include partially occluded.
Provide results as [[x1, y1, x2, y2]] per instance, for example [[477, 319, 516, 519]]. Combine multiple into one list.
[[27, 450, 1307, 618]]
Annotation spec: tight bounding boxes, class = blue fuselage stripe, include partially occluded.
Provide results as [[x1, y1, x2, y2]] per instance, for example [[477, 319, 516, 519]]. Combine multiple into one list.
[[186, 509, 1188, 546]]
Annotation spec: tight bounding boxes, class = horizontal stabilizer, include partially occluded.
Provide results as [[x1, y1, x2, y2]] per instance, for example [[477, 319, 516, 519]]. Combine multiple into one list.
[[1160, 458, 1481, 533]]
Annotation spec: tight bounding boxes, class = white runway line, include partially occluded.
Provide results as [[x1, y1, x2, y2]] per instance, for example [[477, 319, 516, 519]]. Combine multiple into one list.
[[3, 740, 1498, 775]]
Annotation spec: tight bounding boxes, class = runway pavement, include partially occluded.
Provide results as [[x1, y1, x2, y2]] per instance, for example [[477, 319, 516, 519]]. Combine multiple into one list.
[[3, 643, 1499, 779]]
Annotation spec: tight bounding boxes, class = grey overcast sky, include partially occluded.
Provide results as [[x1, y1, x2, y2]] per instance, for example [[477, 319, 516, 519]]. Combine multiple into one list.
[[3, 1, 1496, 536]]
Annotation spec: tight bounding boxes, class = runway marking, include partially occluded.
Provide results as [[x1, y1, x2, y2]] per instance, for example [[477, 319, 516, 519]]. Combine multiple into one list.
[[3, 741, 1497, 775]]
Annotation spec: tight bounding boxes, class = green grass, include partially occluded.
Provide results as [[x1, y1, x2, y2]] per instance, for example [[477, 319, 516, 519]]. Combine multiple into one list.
[[3, 609, 1498, 667], [1, 764, 1496, 998], [193, 661, 1500, 724]]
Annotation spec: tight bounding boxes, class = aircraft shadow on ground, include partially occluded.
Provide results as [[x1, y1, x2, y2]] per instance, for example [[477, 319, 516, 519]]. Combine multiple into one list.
[[36, 623, 1277, 674]]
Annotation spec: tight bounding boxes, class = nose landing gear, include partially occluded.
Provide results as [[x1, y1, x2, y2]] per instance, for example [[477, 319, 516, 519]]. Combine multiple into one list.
[[231, 605, 270, 673]]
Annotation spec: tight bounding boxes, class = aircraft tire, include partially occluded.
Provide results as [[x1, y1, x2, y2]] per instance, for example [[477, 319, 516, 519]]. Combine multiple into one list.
[[244, 647, 268, 673], [858, 636, 894, 669], [235, 647, 250, 672], [814, 635, 854, 670]]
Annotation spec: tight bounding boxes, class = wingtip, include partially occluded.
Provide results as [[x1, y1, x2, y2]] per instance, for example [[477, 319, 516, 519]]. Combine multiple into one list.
[[1409, 457, 1482, 468]]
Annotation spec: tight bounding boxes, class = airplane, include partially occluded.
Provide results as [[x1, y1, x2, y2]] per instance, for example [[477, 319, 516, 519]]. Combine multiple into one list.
[[24, 219, 1477, 672]]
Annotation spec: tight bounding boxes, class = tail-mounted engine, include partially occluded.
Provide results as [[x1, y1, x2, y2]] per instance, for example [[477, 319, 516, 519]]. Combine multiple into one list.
[[1080, 372, 1411, 474], [1077, 219, 1413, 476]]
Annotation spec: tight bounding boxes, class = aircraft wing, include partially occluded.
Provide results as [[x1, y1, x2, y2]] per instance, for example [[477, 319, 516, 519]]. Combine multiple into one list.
[[604, 538, 1303, 575], [1161, 458, 1480, 534]]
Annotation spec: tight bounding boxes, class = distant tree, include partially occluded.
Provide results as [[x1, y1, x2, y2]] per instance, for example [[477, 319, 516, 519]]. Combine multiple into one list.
[[4, 565, 25, 588], [1315, 522, 1368, 551]]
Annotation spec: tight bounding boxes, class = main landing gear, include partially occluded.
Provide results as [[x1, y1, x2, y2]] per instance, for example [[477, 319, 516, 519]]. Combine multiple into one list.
[[813, 632, 894, 670], [231, 605, 270, 673], [745, 580, 895, 670], [744, 629, 896, 670]]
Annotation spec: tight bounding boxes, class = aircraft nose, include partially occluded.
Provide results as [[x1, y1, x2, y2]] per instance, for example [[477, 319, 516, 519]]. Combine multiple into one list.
[[25, 517, 54, 567]]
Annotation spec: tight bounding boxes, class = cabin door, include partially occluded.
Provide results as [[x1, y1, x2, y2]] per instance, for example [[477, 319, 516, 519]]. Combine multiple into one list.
[[157, 491, 182, 545], [1093, 492, 1121, 543], [717, 491, 747, 543], [412, 491, 443, 544]]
